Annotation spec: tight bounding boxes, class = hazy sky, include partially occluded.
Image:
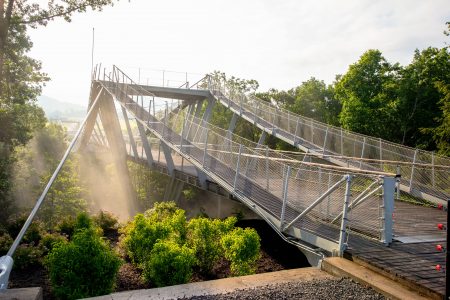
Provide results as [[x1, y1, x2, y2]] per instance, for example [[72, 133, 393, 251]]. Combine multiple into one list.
[[28, 0, 450, 106]]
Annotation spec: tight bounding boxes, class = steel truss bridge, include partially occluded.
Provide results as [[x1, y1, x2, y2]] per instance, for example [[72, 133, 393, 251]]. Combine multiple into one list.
[[1, 65, 449, 297]]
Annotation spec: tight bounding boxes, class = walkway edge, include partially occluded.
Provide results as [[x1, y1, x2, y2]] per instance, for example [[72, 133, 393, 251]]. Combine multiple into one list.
[[85, 267, 333, 300], [322, 257, 433, 300]]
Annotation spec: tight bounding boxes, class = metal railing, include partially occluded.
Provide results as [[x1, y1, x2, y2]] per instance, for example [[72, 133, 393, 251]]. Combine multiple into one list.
[[206, 76, 450, 203], [102, 67, 396, 254]]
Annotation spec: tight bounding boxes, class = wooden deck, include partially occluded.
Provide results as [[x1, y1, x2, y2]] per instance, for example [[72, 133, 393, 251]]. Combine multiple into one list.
[[346, 202, 447, 298]]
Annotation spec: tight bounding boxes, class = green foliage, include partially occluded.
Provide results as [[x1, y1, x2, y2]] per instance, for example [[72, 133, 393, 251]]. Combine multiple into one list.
[[221, 227, 261, 276], [399, 47, 450, 148], [335, 49, 400, 141], [128, 161, 170, 209], [39, 232, 67, 255], [120, 202, 187, 265], [142, 240, 195, 287], [54, 217, 76, 239], [287, 77, 341, 125], [45, 214, 121, 300], [6, 215, 44, 245], [186, 216, 236, 273], [13, 244, 43, 269], [93, 210, 119, 234], [0, 233, 13, 255], [428, 82, 450, 156]]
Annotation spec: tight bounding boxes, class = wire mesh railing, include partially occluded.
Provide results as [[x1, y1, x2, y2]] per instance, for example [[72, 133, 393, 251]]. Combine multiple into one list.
[[98, 67, 396, 251], [207, 76, 450, 202]]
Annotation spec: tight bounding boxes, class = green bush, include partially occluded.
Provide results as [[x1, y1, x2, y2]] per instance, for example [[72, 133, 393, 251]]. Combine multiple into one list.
[[142, 240, 195, 287], [0, 233, 13, 255], [187, 216, 236, 273], [93, 211, 119, 234], [121, 202, 187, 265], [45, 214, 121, 300], [7, 215, 44, 245], [221, 227, 261, 276], [54, 217, 76, 239], [13, 244, 43, 269], [39, 232, 67, 255]]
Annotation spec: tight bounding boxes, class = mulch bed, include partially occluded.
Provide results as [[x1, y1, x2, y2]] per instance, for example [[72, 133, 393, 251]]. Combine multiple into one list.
[[8, 220, 310, 299]]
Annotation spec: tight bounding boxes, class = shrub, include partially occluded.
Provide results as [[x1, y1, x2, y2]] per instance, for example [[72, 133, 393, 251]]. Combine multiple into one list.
[[54, 217, 76, 239], [221, 227, 261, 276], [187, 216, 237, 273], [142, 240, 195, 287], [13, 244, 43, 269], [39, 233, 67, 255], [45, 219, 121, 299], [121, 202, 187, 265], [7, 215, 44, 245], [0, 233, 13, 255], [93, 211, 119, 234]]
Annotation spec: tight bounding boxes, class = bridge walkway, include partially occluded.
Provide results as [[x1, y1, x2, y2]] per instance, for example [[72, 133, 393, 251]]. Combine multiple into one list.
[[86, 67, 447, 298]]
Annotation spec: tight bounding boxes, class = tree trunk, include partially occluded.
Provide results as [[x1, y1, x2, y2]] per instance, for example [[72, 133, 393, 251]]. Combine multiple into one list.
[[0, 0, 15, 97]]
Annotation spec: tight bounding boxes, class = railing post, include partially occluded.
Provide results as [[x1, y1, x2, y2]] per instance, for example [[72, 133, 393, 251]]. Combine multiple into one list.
[[359, 137, 366, 168], [396, 165, 401, 200], [409, 149, 418, 192], [265, 146, 269, 190], [280, 166, 291, 230], [340, 128, 344, 155], [202, 128, 209, 168], [431, 151, 435, 188], [294, 118, 300, 146], [322, 127, 329, 157], [234, 145, 243, 191], [379, 138, 383, 170], [338, 175, 352, 256], [381, 176, 395, 245]]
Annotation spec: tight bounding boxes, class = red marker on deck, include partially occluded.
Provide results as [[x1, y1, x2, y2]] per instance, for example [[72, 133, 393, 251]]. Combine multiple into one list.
[[438, 223, 445, 230], [436, 264, 442, 271], [438, 203, 444, 210], [437, 244, 444, 252]]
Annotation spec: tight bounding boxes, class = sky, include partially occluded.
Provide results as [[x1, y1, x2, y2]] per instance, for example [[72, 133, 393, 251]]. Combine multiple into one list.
[[28, 0, 450, 106]]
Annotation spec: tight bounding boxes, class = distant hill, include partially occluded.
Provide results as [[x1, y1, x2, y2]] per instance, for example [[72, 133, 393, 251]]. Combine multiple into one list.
[[37, 95, 87, 121]]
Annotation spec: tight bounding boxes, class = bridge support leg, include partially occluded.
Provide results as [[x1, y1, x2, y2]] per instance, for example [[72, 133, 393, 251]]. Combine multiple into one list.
[[381, 176, 395, 245], [99, 93, 141, 216], [226, 113, 238, 140], [338, 175, 352, 256], [136, 121, 154, 167], [122, 107, 139, 158], [78, 85, 102, 150]]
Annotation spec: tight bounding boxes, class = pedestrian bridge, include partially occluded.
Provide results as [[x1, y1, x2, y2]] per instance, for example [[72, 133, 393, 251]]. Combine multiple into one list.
[[1, 65, 449, 298]]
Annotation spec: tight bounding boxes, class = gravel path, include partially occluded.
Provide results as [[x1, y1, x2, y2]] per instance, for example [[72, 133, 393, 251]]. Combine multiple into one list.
[[181, 278, 385, 300]]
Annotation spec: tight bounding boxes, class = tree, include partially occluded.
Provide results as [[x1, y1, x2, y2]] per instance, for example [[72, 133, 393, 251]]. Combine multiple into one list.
[[334, 49, 401, 141], [0, 0, 115, 89], [397, 47, 450, 148], [287, 77, 340, 125], [425, 82, 450, 156]]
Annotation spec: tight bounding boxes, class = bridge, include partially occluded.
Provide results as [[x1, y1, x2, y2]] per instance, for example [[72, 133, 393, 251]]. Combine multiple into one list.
[[1, 65, 450, 298]]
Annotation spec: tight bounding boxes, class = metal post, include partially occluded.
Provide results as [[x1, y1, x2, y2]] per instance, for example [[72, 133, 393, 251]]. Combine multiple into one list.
[[446, 200, 450, 300], [202, 128, 209, 167], [294, 118, 300, 145], [431, 152, 435, 188], [359, 137, 366, 168], [310, 119, 314, 143], [338, 175, 352, 256], [409, 149, 418, 192], [340, 128, 344, 156], [265, 146, 269, 190], [381, 176, 395, 245], [322, 128, 328, 157], [379, 138, 383, 170], [396, 165, 401, 200], [234, 145, 243, 191], [280, 166, 291, 230]]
